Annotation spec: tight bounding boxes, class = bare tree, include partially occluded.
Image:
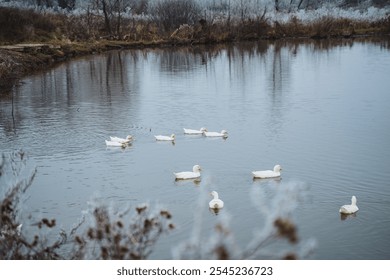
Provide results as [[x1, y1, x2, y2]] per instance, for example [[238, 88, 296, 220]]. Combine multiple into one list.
[[90, 0, 130, 38]]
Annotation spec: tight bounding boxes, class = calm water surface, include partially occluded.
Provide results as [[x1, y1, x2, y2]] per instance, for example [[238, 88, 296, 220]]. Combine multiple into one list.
[[1, 39, 390, 259]]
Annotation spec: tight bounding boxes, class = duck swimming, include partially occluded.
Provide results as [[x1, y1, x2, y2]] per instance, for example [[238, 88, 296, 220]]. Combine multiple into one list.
[[339, 196, 359, 214], [155, 134, 175, 141], [203, 130, 228, 138], [252, 164, 282, 179], [109, 135, 133, 144], [209, 191, 224, 209], [174, 165, 201, 180], [183, 127, 207, 134], [105, 140, 126, 147]]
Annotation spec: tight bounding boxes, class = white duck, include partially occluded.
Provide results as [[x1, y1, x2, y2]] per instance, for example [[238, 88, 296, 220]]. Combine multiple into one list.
[[155, 134, 175, 141], [183, 127, 207, 134], [204, 130, 228, 137], [174, 165, 201, 180], [105, 140, 126, 147], [252, 164, 282, 179], [339, 196, 359, 214], [209, 191, 224, 209], [109, 135, 133, 144]]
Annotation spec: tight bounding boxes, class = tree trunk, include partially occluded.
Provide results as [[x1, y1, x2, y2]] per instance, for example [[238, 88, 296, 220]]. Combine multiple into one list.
[[102, 0, 112, 35]]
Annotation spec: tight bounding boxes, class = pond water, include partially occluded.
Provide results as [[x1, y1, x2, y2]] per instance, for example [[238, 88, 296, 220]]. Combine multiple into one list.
[[1, 39, 390, 260]]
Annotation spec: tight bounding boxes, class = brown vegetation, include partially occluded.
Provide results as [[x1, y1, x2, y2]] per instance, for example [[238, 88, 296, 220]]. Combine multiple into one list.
[[0, 4, 389, 91], [1, 5, 389, 46]]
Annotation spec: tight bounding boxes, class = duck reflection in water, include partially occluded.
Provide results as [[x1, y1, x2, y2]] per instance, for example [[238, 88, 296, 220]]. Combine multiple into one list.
[[209, 207, 221, 215], [174, 178, 201, 186], [340, 212, 357, 221]]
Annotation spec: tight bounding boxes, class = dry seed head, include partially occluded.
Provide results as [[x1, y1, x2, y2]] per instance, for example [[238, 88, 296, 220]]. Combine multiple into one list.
[[87, 228, 94, 239], [160, 210, 172, 219], [75, 236, 83, 244], [274, 218, 298, 243], [136, 205, 147, 214]]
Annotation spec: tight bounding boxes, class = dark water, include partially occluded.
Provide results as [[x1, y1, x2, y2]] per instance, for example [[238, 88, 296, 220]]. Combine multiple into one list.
[[1, 39, 390, 259]]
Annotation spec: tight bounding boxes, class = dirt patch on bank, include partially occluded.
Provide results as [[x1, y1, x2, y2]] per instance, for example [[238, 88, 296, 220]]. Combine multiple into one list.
[[0, 48, 52, 91]]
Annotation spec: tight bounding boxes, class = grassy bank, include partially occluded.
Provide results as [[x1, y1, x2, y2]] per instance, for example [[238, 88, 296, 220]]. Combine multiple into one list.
[[0, 39, 171, 91], [1, 5, 390, 91]]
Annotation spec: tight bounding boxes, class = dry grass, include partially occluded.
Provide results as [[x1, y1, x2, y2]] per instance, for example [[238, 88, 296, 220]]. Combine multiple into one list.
[[1, 6, 389, 46], [0, 7, 58, 44], [0, 49, 50, 90], [1, 6, 389, 92]]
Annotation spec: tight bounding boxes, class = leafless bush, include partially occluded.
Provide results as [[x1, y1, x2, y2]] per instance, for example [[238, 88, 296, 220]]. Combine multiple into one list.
[[61, 12, 104, 40], [151, 0, 201, 33], [72, 203, 174, 260]]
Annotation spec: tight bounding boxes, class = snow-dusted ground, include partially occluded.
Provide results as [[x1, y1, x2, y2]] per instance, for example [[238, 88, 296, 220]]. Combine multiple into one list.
[[0, 0, 389, 23], [271, 5, 390, 23]]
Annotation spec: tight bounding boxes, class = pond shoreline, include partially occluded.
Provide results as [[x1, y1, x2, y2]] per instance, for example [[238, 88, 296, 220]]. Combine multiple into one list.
[[0, 34, 389, 93], [0, 40, 169, 92], [1, 3, 390, 93]]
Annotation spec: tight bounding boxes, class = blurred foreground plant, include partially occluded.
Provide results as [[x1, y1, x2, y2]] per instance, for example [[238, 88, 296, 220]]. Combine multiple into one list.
[[0, 151, 174, 260], [1, 150, 313, 260], [0, 150, 67, 259], [72, 202, 174, 260], [174, 182, 316, 260]]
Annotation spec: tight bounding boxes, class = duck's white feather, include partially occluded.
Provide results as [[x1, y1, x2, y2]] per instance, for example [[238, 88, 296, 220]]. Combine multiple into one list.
[[339, 196, 359, 214], [174, 165, 201, 180], [105, 140, 125, 147], [155, 134, 175, 141], [209, 191, 224, 209], [183, 127, 207, 134], [110, 135, 133, 144], [204, 130, 228, 137], [252, 164, 282, 179]]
